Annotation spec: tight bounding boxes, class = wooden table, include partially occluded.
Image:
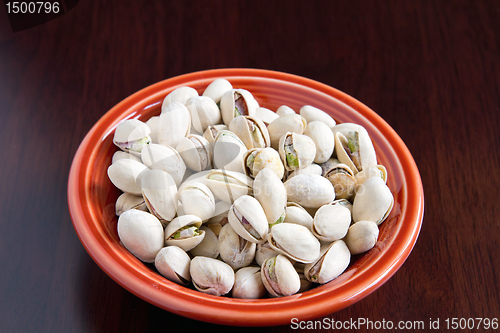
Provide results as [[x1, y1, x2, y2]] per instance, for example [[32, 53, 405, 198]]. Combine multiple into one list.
[[1, 1, 499, 331]]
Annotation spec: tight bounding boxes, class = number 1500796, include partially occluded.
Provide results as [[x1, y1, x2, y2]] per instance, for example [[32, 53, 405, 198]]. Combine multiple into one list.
[[445, 318, 498, 330], [5, 2, 60, 14]]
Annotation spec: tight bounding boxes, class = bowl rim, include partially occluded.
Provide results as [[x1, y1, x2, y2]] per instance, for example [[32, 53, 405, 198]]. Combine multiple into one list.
[[68, 68, 424, 326]]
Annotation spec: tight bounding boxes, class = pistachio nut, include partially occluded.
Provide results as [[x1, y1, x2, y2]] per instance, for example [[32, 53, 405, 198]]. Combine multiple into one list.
[[228, 115, 270, 149], [255, 241, 280, 267], [284, 163, 322, 182], [164, 215, 205, 252], [311, 204, 351, 242], [113, 119, 151, 156], [227, 195, 269, 244], [330, 199, 353, 214], [155, 246, 191, 285], [253, 167, 287, 226], [320, 158, 357, 200], [344, 220, 379, 255], [202, 124, 228, 146], [220, 88, 259, 126], [284, 173, 336, 208], [190, 256, 235, 296], [145, 116, 159, 144], [243, 147, 284, 180], [117, 209, 164, 263], [304, 121, 335, 164], [232, 266, 266, 299], [261, 254, 300, 297], [278, 132, 316, 171], [352, 176, 393, 225], [162, 86, 199, 106], [267, 113, 307, 149], [255, 106, 279, 126], [212, 130, 247, 174], [299, 105, 336, 129], [189, 225, 220, 259], [276, 105, 296, 116], [355, 164, 388, 185], [107, 159, 148, 195], [186, 96, 222, 133], [176, 134, 212, 172], [112, 150, 142, 164], [177, 182, 215, 222], [115, 192, 147, 216], [204, 169, 253, 203], [283, 202, 313, 231], [140, 143, 186, 185], [138, 169, 178, 224], [304, 240, 351, 284], [219, 223, 256, 270], [157, 101, 191, 148], [332, 123, 377, 173], [267, 223, 320, 263], [202, 78, 233, 103]]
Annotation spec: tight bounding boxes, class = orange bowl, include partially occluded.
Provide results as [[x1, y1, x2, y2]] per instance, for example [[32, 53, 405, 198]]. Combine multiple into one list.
[[67, 68, 424, 326]]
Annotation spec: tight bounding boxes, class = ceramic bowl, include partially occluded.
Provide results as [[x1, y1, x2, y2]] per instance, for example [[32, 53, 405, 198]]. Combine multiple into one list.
[[68, 68, 424, 326]]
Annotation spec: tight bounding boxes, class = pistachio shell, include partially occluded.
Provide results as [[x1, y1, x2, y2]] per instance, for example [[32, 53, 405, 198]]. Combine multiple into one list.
[[284, 173, 335, 208], [117, 209, 164, 263], [220, 88, 259, 126], [115, 192, 147, 216], [332, 123, 377, 173], [278, 132, 316, 171], [204, 169, 253, 203], [304, 121, 335, 163], [321, 158, 357, 200], [355, 164, 388, 185], [112, 151, 142, 164], [284, 202, 313, 231], [176, 134, 212, 172], [227, 195, 269, 244], [267, 223, 320, 263], [145, 116, 160, 144], [186, 96, 222, 133], [253, 167, 287, 225], [232, 266, 266, 299], [228, 115, 270, 149], [276, 105, 296, 116], [113, 119, 151, 155], [212, 130, 247, 174], [312, 204, 351, 242], [243, 147, 284, 180], [219, 223, 256, 269], [138, 169, 178, 224], [140, 143, 186, 185], [344, 220, 379, 255], [284, 163, 322, 181], [162, 86, 199, 106], [267, 113, 307, 149], [107, 159, 148, 195], [352, 176, 393, 225], [155, 246, 191, 285], [299, 105, 336, 129], [157, 101, 192, 148], [190, 256, 235, 296], [164, 215, 205, 251], [304, 240, 350, 284], [255, 107, 279, 126], [189, 225, 220, 258], [255, 241, 280, 267], [261, 254, 300, 297], [177, 182, 215, 222], [202, 78, 233, 103]]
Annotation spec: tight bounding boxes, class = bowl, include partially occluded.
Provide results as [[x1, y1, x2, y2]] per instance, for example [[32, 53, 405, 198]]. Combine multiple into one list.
[[67, 68, 424, 326]]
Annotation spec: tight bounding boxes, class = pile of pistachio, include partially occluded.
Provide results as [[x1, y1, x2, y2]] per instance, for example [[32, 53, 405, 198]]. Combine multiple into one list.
[[107, 78, 394, 298]]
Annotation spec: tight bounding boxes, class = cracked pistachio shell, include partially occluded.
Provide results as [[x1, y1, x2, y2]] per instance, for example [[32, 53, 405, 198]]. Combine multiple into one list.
[[278, 132, 316, 171], [312, 204, 351, 242], [220, 88, 259, 126], [320, 158, 357, 200], [164, 215, 205, 251], [202, 78, 233, 103], [253, 167, 287, 225], [203, 124, 228, 145], [243, 147, 284, 180], [177, 182, 215, 222], [352, 176, 394, 225], [117, 209, 164, 263], [255, 241, 280, 267], [107, 159, 148, 195], [299, 105, 336, 129], [112, 150, 142, 164], [304, 240, 351, 284], [228, 195, 269, 244], [304, 121, 335, 164], [155, 246, 191, 285], [186, 96, 222, 133], [145, 116, 159, 144], [267, 113, 307, 149], [267, 223, 320, 263], [255, 107, 279, 126], [204, 169, 253, 203], [219, 223, 256, 269], [330, 199, 353, 214], [113, 119, 152, 156], [261, 254, 300, 297], [284, 163, 322, 181], [140, 144, 186, 185], [344, 220, 379, 255], [232, 266, 266, 299], [176, 134, 212, 172], [158, 101, 192, 148], [190, 256, 235, 296], [162, 86, 199, 106], [333, 123, 377, 174], [115, 192, 147, 216], [284, 202, 313, 231], [228, 115, 270, 149], [138, 169, 178, 224], [213, 130, 247, 174], [189, 225, 220, 258], [276, 105, 296, 116], [284, 173, 335, 208], [355, 164, 388, 186]]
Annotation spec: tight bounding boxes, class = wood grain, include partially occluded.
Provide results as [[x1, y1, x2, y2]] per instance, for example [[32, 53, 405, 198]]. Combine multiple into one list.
[[0, 0, 499, 331]]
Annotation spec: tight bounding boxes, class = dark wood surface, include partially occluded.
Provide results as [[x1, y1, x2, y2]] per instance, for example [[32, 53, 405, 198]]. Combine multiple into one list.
[[1, 1, 499, 331]]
